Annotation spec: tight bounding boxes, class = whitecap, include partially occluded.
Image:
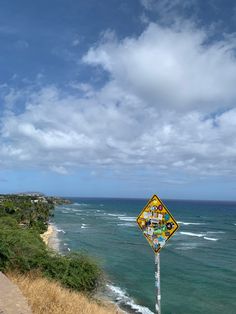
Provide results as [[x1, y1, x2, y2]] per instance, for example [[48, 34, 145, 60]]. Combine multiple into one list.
[[206, 231, 225, 234], [180, 231, 205, 237], [203, 237, 218, 241], [175, 246, 196, 250], [118, 216, 136, 222], [56, 228, 66, 234], [117, 223, 136, 227], [81, 223, 88, 229], [177, 221, 205, 225]]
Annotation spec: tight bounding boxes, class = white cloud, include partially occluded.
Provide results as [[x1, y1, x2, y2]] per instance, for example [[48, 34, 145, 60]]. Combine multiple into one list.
[[84, 22, 236, 112], [50, 165, 68, 175], [1, 22, 236, 179]]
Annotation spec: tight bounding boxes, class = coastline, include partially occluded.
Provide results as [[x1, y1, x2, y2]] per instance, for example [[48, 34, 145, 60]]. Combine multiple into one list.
[[41, 223, 125, 313], [41, 224, 60, 251]]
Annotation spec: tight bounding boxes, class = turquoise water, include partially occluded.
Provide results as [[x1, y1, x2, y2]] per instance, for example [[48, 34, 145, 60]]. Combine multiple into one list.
[[51, 198, 236, 314]]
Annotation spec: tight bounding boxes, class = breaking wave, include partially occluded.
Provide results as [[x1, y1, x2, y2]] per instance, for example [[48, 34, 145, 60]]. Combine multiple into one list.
[[107, 284, 154, 314]]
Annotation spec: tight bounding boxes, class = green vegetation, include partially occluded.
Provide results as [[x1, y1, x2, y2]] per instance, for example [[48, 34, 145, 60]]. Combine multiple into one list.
[[0, 194, 54, 233], [0, 194, 102, 293]]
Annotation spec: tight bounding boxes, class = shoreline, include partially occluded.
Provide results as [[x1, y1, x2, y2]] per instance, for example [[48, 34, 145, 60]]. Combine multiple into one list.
[[40, 225, 54, 246], [41, 224, 60, 251], [41, 223, 126, 313]]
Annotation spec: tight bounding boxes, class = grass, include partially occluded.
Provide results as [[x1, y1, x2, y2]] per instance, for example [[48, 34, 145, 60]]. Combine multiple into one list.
[[8, 272, 121, 314]]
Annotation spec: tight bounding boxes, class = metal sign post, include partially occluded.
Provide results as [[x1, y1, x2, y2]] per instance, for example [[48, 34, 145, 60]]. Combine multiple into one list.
[[155, 253, 161, 314], [136, 195, 179, 314]]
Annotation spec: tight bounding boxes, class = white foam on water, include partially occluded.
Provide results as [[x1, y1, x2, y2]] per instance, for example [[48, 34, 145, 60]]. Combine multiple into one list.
[[106, 213, 126, 218], [117, 223, 136, 227], [203, 237, 218, 241], [206, 231, 225, 234], [118, 216, 136, 222], [107, 284, 154, 314], [180, 232, 219, 241], [74, 203, 89, 206], [70, 209, 82, 212], [60, 206, 70, 209], [108, 213, 119, 217], [107, 284, 126, 300], [81, 223, 88, 229], [175, 246, 196, 250], [180, 231, 206, 237], [177, 221, 205, 225], [56, 228, 66, 234]]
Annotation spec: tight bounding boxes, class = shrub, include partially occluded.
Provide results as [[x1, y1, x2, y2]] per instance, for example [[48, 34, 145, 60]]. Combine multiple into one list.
[[42, 252, 102, 293], [0, 219, 48, 272]]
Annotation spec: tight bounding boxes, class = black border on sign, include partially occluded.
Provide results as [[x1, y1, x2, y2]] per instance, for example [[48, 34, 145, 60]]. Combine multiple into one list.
[[136, 194, 179, 253]]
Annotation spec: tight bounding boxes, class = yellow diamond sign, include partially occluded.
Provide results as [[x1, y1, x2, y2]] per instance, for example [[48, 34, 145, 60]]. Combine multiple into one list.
[[136, 195, 179, 253]]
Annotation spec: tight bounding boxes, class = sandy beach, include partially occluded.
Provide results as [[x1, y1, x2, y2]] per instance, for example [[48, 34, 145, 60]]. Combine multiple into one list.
[[41, 224, 60, 250], [40, 225, 54, 245]]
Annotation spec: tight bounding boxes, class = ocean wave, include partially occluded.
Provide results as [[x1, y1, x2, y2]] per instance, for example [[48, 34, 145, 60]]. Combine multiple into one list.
[[180, 232, 219, 241], [107, 213, 120, 217], [117, 223, 136, 227], [81, 223, 88, 229], [180, 231, 205, 237], [203, 237, 218, 241], [177, 221, 205, 225], [118, 216, 136, 222], [107, 284, 154, 314], [206, 231, 225, 234], [56, 228, 66, 234], [106, 213, 126, 218], [175, 246, 197, 250]]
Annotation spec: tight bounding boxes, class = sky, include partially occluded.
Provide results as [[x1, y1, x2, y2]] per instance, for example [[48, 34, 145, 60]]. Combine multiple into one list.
[[0, 0, 236, 200]]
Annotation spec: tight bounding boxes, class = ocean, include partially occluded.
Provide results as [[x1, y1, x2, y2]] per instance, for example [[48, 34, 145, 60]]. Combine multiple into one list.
[[50, 197, 236, 314]]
